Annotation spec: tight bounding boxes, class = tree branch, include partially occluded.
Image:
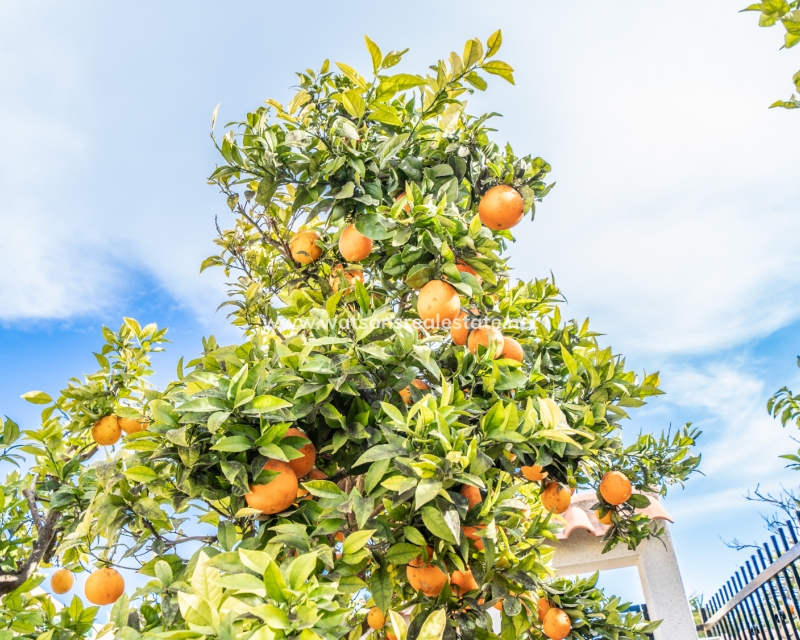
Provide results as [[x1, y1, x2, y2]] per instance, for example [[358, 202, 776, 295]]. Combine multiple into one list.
[[0, 507, 61, 597]]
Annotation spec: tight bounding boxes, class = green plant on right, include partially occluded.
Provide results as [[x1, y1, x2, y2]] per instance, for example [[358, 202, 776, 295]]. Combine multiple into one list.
[[742, 1, 800, 108]]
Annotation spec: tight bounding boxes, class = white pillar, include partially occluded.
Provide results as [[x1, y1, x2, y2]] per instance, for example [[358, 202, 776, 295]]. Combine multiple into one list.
[[550, 526, 697, 640]]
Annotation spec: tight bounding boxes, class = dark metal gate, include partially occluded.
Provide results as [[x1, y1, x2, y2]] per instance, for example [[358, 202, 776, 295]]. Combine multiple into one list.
[[700, 521, 800, 639]]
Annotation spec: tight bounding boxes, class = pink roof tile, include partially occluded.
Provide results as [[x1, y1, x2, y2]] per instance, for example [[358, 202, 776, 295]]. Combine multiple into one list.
[[554, 492, 674, 540]]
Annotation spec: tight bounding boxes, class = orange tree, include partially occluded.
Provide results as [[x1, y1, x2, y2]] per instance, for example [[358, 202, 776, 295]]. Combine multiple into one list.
[[0, 33, 700, 640]]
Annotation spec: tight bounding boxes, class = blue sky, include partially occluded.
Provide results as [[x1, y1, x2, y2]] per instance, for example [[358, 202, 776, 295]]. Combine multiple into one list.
[[1, 0, 799, 608]]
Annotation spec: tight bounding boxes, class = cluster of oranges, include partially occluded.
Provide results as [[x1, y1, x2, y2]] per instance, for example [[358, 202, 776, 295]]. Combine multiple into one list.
[[50, 566, 125, 606], [91, 414, 148, 446], [244, 427, 321, 515]]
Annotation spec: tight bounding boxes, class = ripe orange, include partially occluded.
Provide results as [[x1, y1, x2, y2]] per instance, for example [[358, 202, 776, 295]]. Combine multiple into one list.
[[339, 224, 373, 262], [417, 280, 460, 327], [521, 465, 546, 481], [50, 569, 74, 594], [462, 525, 485, 551], [449, 311, 470, 346], [537, 596, 551, 622], [456, 260, 481, 283], [85, 567, 125, 605], [478, 185, 524, 231], [450, 569, 479, 596], [467, 325, 504, 358], [284, 427, 316, 478], [460, 484, 482, 509], [599, 471, 632, 506], [367, 606, 386, 629], [542, 607, 571, 640], [289, 230, 322, 264], [596, 509, 613, 526], [499, 337, 524, 362], [307, 468, 328, 480], [244, 459, 299, 514], [541, 483, 571, 515], [329, 264, 364, 293], [118, 417, 148, 434], [395, 192, 411, 213], [387, 633, 398, 640], [407, 548, 448, 597], [399, 379, 430, 405], [92, 416, 121, 446]]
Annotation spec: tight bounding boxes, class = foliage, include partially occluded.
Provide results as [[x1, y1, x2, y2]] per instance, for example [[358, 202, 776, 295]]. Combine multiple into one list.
[[741, 1, 800, 108], [0, 33, 701, 640]]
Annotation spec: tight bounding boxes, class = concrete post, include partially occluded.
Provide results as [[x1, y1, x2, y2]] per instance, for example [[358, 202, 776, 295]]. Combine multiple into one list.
[[550, 525, 697, 640]]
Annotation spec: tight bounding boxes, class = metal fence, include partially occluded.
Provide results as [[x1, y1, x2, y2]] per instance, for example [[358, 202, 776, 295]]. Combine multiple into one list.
[[700, 520, 800, 639]]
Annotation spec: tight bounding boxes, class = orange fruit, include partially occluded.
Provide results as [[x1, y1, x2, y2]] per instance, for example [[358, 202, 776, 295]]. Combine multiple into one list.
[[541, 483, 571, 515], [367, 606, 386, 629], [387, 633, 398, 640], [460, 484, 482, 509], [399, 379, 430, 405], [478, 185, 524, 231], [329, 264, 364, 293], [599, 471, 632, 506], [289, 230, 322, 264], [284, 427, 316, 478], [462, 525, 485, 551], [467, 325, 504, 358], [296, 486, 309, 499], [417, 280, 460, 327], [407, 548, 448, 597], [396, 192, 411, 213], [450, 569, 479, 596], [118, 417, 148, 434], [85, 567, 125, 605], [339, 224, 373, 262], [244, 459, 299, 514], [50, 569, 74, 595], [449, 311, 470, 346], [521, 465, 546, 481], [596, 509, 613, 526], [456, 260, 481, 283], [542, 607, 571, 640], [92, 415, 121, 446], [499, 337, 524, 362], [307, 468, 328, 480], [537, 596, 551, 622]]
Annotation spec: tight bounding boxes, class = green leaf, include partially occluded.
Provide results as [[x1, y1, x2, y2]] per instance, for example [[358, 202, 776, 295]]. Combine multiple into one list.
[[353, 444, 407, 467], [21, 390, 52, 405], [249, 396, 292, 412], [368, 103, 404, 127], [386, 543, 422, 565], [406, 265, 435, 289], [342, 529, 375, 555], [287, 552, 318, 589], [342, 90, 366, 119], [417, 609, 447, 640], [155, 560, 174, 586], [176, 396, 230, 412], [463, 38, 484, 68], [390, 73, 426, 90], [303, 480, 347, 500], [369, 566, 392, 612], [627, 494, 652, 509], [486, 30, 503, 58], [2, 418, 20, 445], [415, 478, 443, 509], [482, 60, 515, 84], [211, 436, 253, 452], [464, 72, 487, 91], [213, 573, 265, 590], [377, 132, 409, 168], [365, 35, 382, 73], [421, 505, 457, 543], [124, 466, 159, 484], [133, 497, 169, 524]]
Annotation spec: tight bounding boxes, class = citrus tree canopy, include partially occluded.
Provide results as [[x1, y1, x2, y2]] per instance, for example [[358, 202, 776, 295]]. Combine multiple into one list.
[[0, 33, 700, 640]]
